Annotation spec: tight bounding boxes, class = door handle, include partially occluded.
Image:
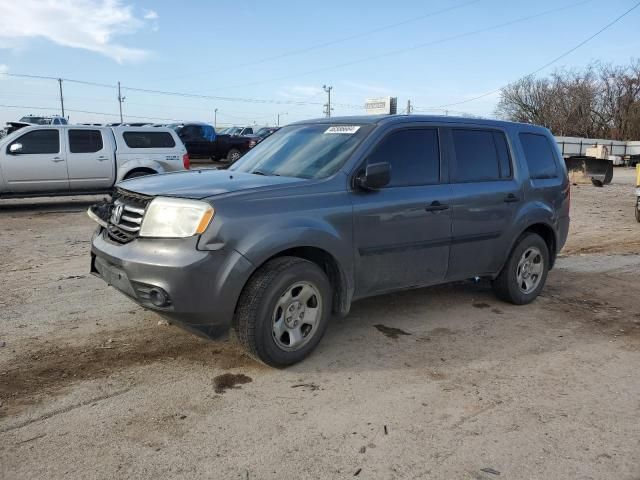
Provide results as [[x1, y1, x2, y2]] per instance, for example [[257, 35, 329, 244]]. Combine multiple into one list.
[[504, 193, 520, 203], [97, 156, 108, 161], [52, 157, 64, 162], [425, 201, 449, 212]]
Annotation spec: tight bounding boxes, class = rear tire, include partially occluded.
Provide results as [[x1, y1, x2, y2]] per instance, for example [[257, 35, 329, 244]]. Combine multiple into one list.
[[226, 149, 242, 164], [492, 232, 549, 305], [233, 257, 332, 367]]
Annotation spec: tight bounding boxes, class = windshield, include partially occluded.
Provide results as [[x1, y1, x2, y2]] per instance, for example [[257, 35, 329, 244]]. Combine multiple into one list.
[[229, 123, 372, 179]]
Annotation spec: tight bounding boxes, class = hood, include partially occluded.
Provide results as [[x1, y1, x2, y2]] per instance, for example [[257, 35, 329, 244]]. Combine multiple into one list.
[[118, 169, 305, 200]]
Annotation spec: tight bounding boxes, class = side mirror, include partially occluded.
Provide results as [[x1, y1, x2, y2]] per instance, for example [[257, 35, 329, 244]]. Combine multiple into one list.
[[356, 162, 391, 190], [9, 143, 23, 154]]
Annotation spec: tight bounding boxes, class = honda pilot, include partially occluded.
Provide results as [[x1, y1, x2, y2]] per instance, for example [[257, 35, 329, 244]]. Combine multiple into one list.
[[88, 115, 570, 367]]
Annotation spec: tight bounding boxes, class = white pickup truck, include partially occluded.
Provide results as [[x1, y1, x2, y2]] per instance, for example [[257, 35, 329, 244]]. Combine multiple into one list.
[[0, 125, 189, 198]]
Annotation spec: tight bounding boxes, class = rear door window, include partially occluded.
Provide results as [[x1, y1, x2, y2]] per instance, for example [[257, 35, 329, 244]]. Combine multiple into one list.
[[451, 129, 511, 182], [367, 128, 440, 187], [519, 133, 558, 179], [10, 129, 60, 154], [122, 131, 176, 148], [69, 130, 103, 153]]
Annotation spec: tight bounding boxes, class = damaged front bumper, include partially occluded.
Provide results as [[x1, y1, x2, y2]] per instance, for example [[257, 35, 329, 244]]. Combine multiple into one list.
[[90, 227, 254, 340]]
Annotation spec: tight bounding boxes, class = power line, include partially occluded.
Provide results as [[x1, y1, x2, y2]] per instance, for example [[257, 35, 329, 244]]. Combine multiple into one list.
[[0, 104, 181, 122], [212, 0, 593, 91], [425, 0, 640, 109], [160, 0, 483, 81]]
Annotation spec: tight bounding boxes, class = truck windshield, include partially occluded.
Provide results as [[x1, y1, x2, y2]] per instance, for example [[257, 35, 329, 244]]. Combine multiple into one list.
[[230, 123, 372, 179]]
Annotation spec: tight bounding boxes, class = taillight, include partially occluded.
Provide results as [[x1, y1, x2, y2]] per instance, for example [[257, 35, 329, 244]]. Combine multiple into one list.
[[182, 153, 190, 170], [248, 140, 257, 148]]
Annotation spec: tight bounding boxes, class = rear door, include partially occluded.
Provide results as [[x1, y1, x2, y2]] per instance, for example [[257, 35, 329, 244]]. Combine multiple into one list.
[[351, 126, 452, 296], [1, 128, 69, 193], [66, 129, 114, 190], [445, 127, 520, 279]]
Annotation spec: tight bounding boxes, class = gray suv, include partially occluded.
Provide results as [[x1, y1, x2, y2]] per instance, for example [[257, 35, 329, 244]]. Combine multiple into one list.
[[89, 115, 570, 366]]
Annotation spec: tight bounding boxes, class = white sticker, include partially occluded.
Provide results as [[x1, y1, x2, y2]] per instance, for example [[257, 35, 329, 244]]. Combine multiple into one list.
[[324, 125, 361, 134]]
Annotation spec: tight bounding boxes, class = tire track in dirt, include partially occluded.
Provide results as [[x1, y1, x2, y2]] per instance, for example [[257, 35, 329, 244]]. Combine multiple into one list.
[[0, 325, 258, 416]]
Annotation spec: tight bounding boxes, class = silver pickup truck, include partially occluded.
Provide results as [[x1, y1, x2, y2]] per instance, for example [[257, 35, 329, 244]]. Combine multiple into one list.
[[0, 125, 188, 198]]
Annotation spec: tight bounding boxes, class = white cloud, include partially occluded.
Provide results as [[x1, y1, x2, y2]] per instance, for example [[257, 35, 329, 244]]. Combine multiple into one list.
[[143, 9, 158, 20], [0, 0, 157, 63]]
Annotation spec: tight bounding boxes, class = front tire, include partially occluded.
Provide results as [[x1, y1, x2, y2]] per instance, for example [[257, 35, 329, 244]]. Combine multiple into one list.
[[492, 232, 549, 305], [234, 257, 332, 367]]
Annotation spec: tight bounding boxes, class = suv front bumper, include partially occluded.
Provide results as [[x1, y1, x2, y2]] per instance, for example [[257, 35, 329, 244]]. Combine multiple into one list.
[[90, 228, 254, 339]]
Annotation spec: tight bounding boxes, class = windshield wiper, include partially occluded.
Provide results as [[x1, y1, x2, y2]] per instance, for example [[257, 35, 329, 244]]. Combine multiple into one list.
[[252, 170, 280, 176]]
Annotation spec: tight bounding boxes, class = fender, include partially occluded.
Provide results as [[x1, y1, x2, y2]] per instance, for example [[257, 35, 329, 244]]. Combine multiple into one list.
[[501, 201, 558, 272], [217, 216, 355, 314], [116, 159, 166, 182]]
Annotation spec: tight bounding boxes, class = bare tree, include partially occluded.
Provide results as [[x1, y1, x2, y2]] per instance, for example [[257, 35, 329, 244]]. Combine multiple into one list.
[[495, 60, 640, 140]]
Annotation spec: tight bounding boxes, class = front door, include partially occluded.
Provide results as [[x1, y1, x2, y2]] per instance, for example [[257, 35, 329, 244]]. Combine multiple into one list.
[[445, 127, 519, 279], [66, 129, 114, 190], [1, 129, 69, 193], [351, 127, 452, 296]]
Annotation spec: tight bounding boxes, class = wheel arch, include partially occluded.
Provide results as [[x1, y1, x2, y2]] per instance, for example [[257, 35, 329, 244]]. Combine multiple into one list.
[[122, 167, 158, 180], [237, 243, 353, 319], [117, 159, 164, 181], [503, 221, 557, 272]]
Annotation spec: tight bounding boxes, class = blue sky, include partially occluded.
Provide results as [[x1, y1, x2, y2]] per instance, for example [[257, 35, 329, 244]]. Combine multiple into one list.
[[0, 0, 639, 127]]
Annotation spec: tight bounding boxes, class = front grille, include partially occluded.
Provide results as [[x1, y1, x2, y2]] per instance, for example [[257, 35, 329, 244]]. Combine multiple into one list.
[[107, 188, 152, 244]]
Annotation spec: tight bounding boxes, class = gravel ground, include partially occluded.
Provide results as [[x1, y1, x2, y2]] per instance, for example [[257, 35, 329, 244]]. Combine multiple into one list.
[[1, 168, 639, 480]]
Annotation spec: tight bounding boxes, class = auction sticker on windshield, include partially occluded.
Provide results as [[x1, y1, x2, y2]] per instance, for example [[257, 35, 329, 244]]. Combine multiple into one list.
[[324, 126, 360, 134]]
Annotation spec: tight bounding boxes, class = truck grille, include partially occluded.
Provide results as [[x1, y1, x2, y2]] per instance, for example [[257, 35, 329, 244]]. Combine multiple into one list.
[[107, 188, 152, 244]]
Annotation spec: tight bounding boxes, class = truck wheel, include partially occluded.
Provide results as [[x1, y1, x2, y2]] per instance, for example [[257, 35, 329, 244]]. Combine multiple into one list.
[[635, 198, 640, 223], [492, 232, 549, 305], [234, 257, 332, 367], [226, 149, 242, 163]]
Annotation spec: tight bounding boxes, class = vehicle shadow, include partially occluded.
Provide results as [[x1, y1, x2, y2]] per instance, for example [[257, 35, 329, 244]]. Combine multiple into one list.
[[285, 278, 574, 375]]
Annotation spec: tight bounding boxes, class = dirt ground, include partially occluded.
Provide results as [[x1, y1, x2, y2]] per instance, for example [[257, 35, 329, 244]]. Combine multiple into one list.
[[1, 167, 639, 480]]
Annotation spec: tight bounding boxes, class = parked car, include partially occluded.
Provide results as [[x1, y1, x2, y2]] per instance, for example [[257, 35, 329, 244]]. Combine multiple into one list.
[[0, 125, 188, 198], [221, 126, 254, 136], [247, 126, 280, 144], [169, 122, 255, 163], [88, 115, 570, 366]]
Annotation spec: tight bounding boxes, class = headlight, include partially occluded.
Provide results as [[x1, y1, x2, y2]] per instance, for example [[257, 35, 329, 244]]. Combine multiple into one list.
[[139, 197, 214, 238]]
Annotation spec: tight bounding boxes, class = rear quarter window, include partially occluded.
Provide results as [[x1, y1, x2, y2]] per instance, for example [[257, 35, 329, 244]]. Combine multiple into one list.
[[519, 133, 559, 179], [122, 131, 176, 148]]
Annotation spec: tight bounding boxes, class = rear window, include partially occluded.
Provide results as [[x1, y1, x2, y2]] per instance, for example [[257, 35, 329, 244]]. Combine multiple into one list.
[[122, 131, 176, 148], [452, 129, 512, 182], [519, 133, 558, 179], [69, 129, 103, 153]]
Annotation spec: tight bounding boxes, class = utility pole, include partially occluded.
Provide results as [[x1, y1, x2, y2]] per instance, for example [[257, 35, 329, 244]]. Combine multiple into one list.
[[117, 81, 125, 123], [277, 112, 287, 126], [214, 108, 218, 128], [406, 99, 412, 115], [322, 85, 333, 118], [58, 78, 65, 118]]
